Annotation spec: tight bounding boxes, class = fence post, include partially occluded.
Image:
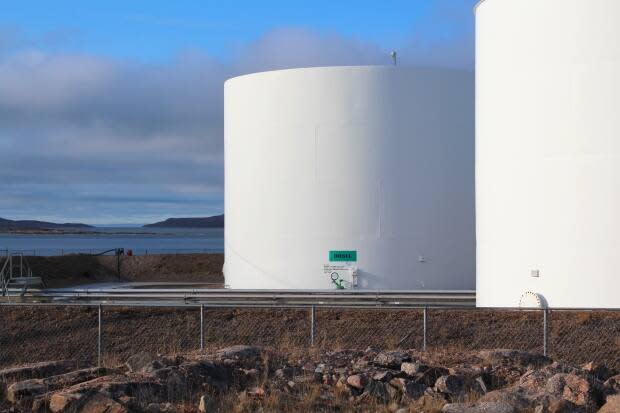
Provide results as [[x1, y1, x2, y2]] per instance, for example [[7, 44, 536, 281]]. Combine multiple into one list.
[[310, 305, 316, 347], [98, 304, 102, 367], [200, 305, 204, 351], [423, 306, 428, 351], [543, 309, 548, 357]]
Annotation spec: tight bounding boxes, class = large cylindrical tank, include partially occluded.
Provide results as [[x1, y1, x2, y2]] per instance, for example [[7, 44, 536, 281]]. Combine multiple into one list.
[[476, 0, 620, 308], [225, 66, 474, 290]]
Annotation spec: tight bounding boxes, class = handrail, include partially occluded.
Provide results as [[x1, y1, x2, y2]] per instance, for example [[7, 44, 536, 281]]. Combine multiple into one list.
[[0, 256, 9, 296]]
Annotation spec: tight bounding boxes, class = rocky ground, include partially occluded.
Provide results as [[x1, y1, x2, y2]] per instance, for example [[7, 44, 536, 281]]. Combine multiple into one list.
[[1, 346, 619, 413]]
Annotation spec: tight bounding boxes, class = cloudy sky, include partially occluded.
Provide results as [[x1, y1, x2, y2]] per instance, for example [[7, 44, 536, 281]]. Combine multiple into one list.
[[0, 0, 476, 225]]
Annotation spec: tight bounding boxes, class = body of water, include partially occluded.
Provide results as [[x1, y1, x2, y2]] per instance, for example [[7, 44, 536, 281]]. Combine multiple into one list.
[[0, 227, 224, 256]]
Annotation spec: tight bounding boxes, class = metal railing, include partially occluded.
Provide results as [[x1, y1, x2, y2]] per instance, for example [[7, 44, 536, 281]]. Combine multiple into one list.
[[8, 289, 477, 307], [1, 253, 35, 296], [0, 303, 618, 371], [0, 257, 9, 296]]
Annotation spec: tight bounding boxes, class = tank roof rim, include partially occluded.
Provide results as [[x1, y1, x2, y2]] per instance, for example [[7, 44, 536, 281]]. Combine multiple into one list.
[[224, 64, 469, 85]]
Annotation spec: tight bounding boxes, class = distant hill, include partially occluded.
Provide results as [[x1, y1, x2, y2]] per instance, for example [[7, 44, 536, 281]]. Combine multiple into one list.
[[0, 217, 92, 230], [143, 214, 224, 228]]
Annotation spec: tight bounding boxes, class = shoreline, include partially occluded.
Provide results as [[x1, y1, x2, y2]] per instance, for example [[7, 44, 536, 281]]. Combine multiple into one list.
[[0, 229, 159, 235]]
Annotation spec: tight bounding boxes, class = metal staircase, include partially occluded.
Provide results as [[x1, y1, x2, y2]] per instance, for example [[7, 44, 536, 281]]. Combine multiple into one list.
[[1, 252, 45, 296]]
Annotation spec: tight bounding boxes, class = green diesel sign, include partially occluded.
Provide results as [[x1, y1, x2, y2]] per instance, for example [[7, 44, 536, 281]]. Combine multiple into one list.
[[329, 250, 357, 262]]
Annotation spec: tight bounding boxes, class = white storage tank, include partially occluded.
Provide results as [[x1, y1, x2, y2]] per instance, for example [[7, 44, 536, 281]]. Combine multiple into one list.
[[225, 66, 474, 290], [476, 0, 620, 308]]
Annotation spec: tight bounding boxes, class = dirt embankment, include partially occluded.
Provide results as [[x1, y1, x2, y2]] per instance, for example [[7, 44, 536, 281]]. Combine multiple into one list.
[[25, 253, 224, 287]]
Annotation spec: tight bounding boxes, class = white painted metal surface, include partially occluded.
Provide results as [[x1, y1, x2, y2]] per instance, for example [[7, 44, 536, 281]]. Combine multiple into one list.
[[476, 0, 620, 308], [225, 66, 474, 290]]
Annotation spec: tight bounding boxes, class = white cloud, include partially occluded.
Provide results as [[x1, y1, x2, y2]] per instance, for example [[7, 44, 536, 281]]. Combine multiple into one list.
[[0, 21, 473, 223]]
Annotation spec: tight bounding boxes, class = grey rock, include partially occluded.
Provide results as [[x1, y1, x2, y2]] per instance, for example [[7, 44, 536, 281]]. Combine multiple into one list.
[[373, 370, 394, 382], [314, 363, 326, 374], [390, 377, 427, 400], [126, 352, 159, 372], [346, 374, 367, 390], [435, 375, 464, 395], [373, 351, 411, 369], [364, 380, 391, 403], [417, 367, 451, 386], [214, 345, 262, 361], [401, 362, 428, 377]]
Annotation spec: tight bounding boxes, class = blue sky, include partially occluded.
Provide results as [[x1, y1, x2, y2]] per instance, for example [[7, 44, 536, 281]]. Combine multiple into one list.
[[2, 1, 464, 62], [0, 0, 476, 224]]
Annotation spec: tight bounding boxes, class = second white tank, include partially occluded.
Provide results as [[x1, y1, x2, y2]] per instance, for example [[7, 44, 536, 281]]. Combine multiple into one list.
[[476, 0, 620, 308]]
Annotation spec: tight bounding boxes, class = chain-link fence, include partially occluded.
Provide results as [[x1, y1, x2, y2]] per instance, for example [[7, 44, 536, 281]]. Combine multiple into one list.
[[0, 304, 618, 371]]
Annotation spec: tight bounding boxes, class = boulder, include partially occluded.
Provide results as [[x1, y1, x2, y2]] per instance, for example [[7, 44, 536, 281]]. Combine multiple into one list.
[[435, 375, 465, 396], [373, 351, 411, 369], [545, 373, 593, 407], [346, 374, 367, 390], [401, 362, 428, 377], [373, 370, 394, 382], [519, 369, 551, 393], [476, 388, 534, 411], [390, 377, 427, 400], [214, 345, 262, 361], [603, 374, 620, 395], [49, 391, 84, 412], [478, 350, 550, 367], [6, 380, 46, 403], [125, 352, 160, 373], [582, 362, 614, 381], [364, 380, 391, 403], [7, 367, 110, 404], [599, 394, 620, 413], [0, 360, 77, 384], [417, 367, 450, 386], [80, 393, 127, 413]]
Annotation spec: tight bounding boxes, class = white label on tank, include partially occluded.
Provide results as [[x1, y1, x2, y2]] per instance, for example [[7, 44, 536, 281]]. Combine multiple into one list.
[[324, 264, 354, 288]]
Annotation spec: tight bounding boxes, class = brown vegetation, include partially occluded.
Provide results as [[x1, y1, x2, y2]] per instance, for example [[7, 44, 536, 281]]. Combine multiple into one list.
[[25, 253, 224, 287]]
